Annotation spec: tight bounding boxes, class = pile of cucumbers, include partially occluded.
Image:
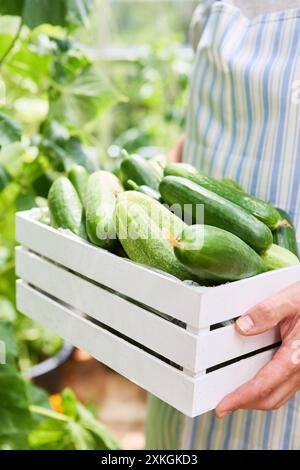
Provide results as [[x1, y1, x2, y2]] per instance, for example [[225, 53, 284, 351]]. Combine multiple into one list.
[[47, 153, 300, 285]]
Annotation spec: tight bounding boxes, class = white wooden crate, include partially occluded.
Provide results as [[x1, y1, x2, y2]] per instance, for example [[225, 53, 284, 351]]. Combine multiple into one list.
[[15, 209, 300, 417]]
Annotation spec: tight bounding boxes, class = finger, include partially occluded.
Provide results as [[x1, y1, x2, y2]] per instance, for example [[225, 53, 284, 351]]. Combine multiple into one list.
[[216, 345, 297, 417], [270, 388, 298, 410], [236, 282, 300, 336], [244, 372, 300, 411]]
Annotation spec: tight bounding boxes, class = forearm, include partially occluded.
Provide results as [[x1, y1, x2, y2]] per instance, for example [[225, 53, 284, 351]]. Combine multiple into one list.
[[168, 135, 185, 163]]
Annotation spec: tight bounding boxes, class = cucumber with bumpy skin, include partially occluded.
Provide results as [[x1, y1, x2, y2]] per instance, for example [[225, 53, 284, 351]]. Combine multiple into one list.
[[127, 179, 161, 201], [172, 225, 267, 282], [261, 244, 300, 270], [164, 163, 282, 230], [149, 154, 167, 174], [85, 171, 123, 250], [220, 178, 244, 192], [273, 208, 299, 257], [67, 164, 89, 204], [159, 176, 273, 253], [48, 177, 86, 238], [120, 153, 162, 190], [115, 191, 207, 283]]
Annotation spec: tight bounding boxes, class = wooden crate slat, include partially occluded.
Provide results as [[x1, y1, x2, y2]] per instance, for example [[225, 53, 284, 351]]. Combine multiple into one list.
[[16, 280, 196, 416], [193, 348, 277, 416], [199, 266, 300, 327], [16, 248, 281, 373], [16, 248, 199, 371], [195, 324, 280, 371]]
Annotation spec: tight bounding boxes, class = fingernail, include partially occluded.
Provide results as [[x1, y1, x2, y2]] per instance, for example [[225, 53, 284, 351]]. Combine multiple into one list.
[[237, 315, 254, 333], [218, 411, 231, 419]]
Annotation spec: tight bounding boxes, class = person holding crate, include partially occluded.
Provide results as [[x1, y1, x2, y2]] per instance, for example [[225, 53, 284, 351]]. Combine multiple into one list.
[[146, 0, 300, 450]]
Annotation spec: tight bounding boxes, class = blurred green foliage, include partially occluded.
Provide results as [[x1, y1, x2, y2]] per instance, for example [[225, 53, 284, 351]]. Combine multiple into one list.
[[0, 321, 121, 450], [0, 11, 123, 371], [0, 0, 124, 450], [106, 43, 192, 154]]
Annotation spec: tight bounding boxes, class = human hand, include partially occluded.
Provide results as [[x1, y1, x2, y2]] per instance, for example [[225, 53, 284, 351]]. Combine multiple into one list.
[[216, 282, 300, 418]]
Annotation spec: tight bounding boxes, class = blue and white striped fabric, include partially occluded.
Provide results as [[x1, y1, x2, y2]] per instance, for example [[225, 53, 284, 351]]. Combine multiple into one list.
[[146, 1, 300, 450]]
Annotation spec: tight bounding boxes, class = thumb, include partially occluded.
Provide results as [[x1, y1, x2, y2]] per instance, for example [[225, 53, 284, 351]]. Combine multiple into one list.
[[235, 285, 298, 336]]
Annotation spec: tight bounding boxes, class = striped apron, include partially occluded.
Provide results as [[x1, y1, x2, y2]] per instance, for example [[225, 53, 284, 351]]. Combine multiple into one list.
[[146, 2, 300, 450]]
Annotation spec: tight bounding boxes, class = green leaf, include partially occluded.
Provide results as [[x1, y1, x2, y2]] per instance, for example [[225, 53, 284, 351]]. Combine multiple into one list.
[[0, 142, 24, 177], [0, 371, 32, 441], [61, 388, 77, 419], [0, 33, 14, 58], [0, 0, 93, 29], [63, 137, 100, 172], [0, 77, 5, 107], [26, 382, 50, 425], [0, 322, 32, 450], [0, 321, 18, 360], [29, 418, 94, 450], [15, 192, 37, 211], [76, 403, 122, 450], [29, 419, 73, 450], [0, 112, 21, 146], [0, 0, 24, 16], [32, 171, 55, 198], [50, 67, 124, 127], [29, 405, 122, 450], [22, 0, 66, 29], [8, 43, 52, 85], [0, 164, 11, 192], [40, 121, 100, 173], [0, 296, 16, 323], [27, 382, 50, 409], [29, 387, 122, 450]]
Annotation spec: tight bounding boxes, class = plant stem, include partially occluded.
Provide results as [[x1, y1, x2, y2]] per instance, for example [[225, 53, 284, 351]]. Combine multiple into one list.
[[0, 19, 23, 68], [29, 405, 71, 422]]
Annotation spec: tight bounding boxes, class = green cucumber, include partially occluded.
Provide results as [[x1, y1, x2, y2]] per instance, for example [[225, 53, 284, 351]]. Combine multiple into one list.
[[164, 163, 198, 178], [48, 177, 86, 238], [115, 191, 206, 283], [159, 176, 273, 253], [220, 178, 244, 192], [172, 225, 267, 282], [85, 171, 123, 250], [273, 208, 299, 257], [127, 179, 161, 201], [261, 244, 299, 271], [149, 154, 167, 173], [120, 153, 162, 190], [67, 164, 89, 204], [164, 163, 281, 230]]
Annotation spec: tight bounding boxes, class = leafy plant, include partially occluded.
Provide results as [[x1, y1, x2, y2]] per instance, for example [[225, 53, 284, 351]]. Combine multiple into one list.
[[0, 0, 124, 442], [30, 388, 121, 450], [0, 321, 121, 450], [0, 321, 32, 450], [0, 0, 93, 29], [100, 41, 192, 161], [0, 112, 21, 145]]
